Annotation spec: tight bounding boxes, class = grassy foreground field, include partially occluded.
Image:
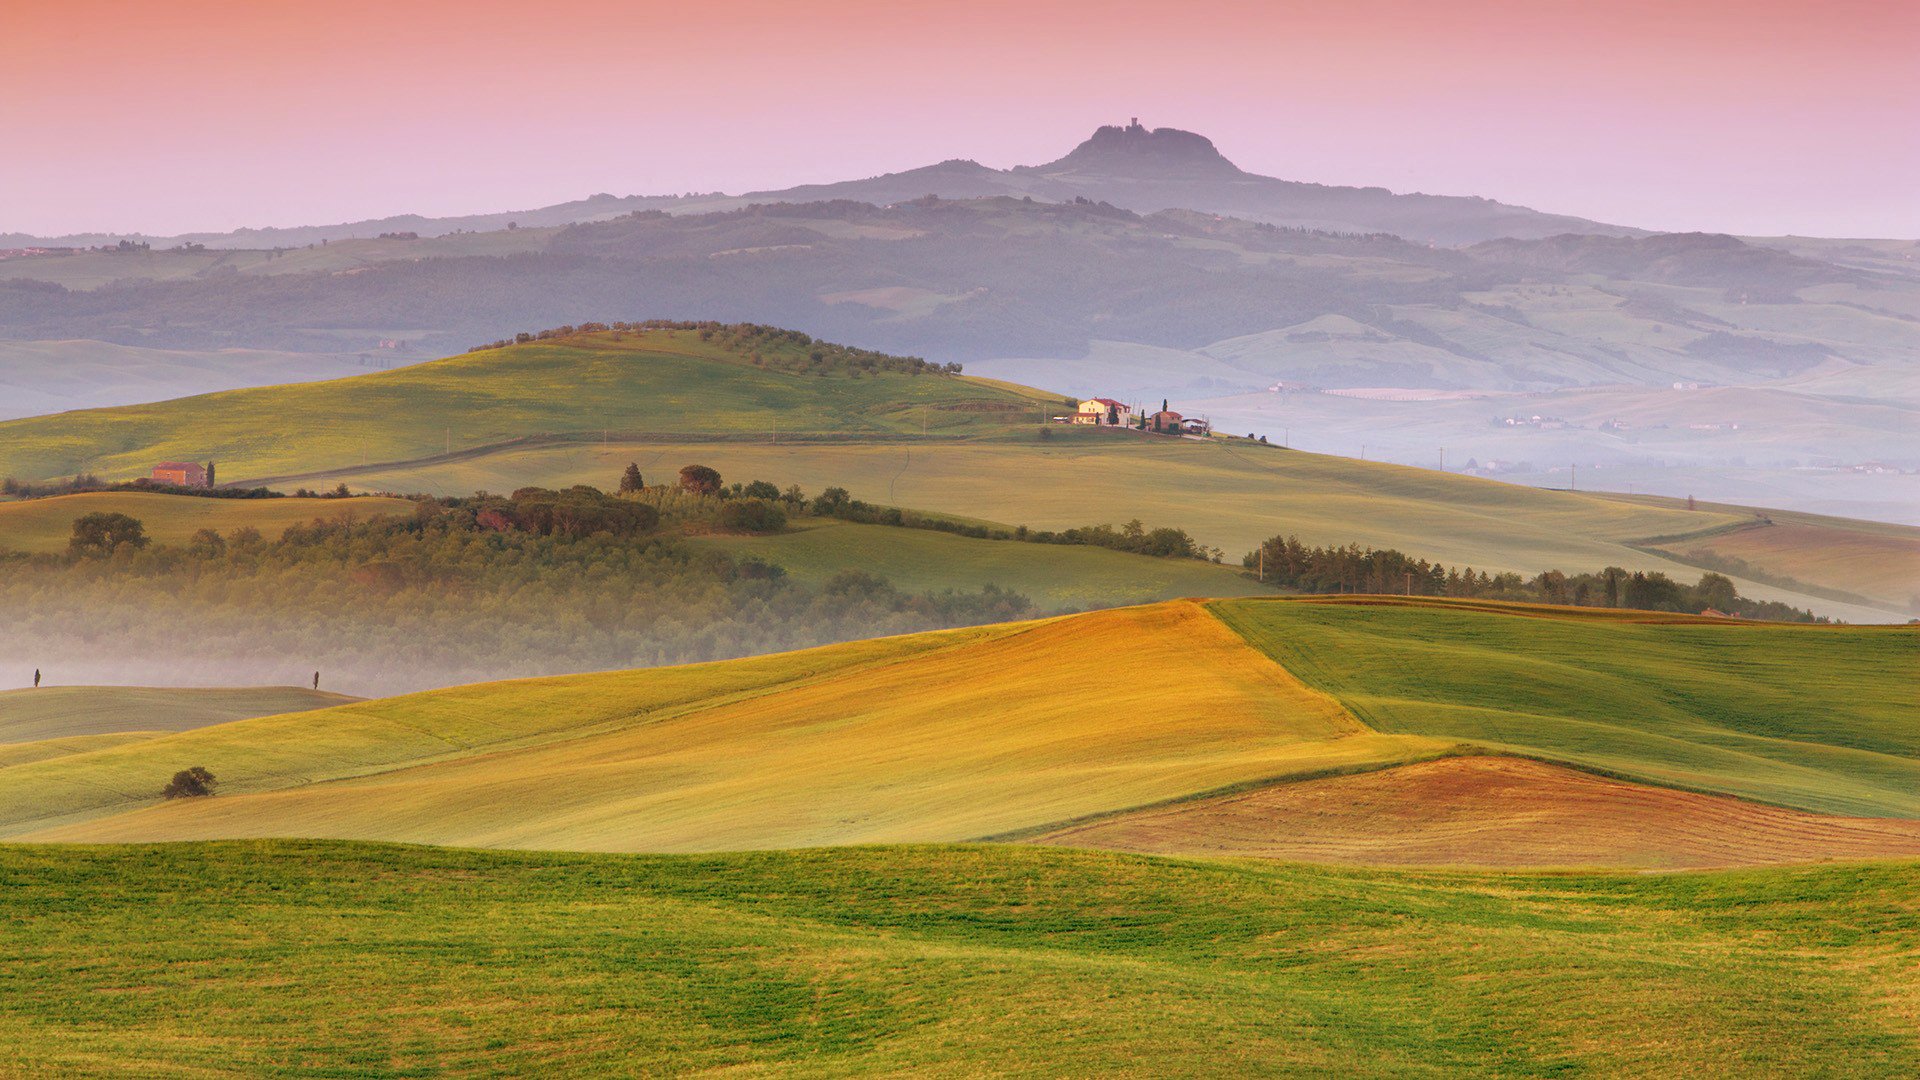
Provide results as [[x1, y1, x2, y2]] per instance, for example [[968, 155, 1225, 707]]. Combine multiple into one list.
[[1, 840, 1916, 1076], [0, 491, 414, 553], [1214, 597, 1920, 817]]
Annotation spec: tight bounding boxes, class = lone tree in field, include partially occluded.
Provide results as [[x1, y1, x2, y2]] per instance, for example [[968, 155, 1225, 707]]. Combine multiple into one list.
[[618, 463, 645, 494], [678, 465, 722, 495], [68, 512, 149, 558], [161, 767, 217, 799]]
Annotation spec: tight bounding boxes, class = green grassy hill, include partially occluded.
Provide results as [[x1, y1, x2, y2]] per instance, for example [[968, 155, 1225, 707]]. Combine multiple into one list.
[[0, 685, 357, 744], [3, 599, 1911, 853], [0, 328, 1059, 484], [1214, 597, 1920, 816], [0, 491, 415, 553], [2, 840, 1916, 1076]]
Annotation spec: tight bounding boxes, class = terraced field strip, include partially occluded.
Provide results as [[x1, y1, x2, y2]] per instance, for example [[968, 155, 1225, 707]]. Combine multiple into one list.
[[0, 685, 359, 742], [0, 492, 416, 553], [1029, 755, 1920, 869]]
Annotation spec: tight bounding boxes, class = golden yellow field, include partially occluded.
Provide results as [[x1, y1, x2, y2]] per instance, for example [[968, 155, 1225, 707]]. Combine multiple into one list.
[[13, 603, 1446, 849], [2, 597, 1911, 866]]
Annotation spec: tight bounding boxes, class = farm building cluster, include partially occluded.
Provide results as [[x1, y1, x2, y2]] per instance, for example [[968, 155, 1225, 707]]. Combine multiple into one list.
[[1057, 398, 1211, 436], [149, 461, 215, 488]]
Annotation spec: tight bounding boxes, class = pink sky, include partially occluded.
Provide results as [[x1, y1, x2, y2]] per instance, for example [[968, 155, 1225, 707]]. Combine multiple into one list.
[[5, 0, 1915, 237]]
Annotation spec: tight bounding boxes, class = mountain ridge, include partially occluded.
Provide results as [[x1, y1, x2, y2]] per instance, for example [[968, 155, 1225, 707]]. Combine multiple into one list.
[[5, 120, 1640, 249]]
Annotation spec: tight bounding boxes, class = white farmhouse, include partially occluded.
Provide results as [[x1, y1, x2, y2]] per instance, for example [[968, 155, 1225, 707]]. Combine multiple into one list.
[[1075, 397, 1135, 426]]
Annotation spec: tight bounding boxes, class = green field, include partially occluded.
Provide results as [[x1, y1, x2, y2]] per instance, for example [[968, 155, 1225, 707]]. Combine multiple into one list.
[[1, 840, 1915, 1076], [0, 330, 1058, 484], [687, 517, 1273, 607], [1213, 598, 1920, 817], [0, 491, 415, 553]]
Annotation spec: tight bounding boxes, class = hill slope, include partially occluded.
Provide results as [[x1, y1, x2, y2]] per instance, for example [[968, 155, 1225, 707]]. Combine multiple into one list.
[[5, 599, 1913, 861], [1213, 597, 1920, 816], [294, 431, 1895, 622], [0, 328, 1056, 484], [5, 603, 1440, 848], [0, 685, 357, 744], [3, 841, 1916, 1076]]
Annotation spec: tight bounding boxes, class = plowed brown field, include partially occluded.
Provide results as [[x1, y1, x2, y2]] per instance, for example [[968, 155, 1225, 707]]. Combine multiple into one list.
[[1028, 755, 1920, 869]]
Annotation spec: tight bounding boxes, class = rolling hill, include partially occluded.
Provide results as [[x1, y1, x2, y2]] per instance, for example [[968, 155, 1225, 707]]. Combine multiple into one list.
[[5, 599, 1913, 866], [0, 328, 1056, 485], [0, 326, 1896, 621], [0, 685, 357, 744], [3, 840, 1916, 1076], [0, 685, 358, 770]]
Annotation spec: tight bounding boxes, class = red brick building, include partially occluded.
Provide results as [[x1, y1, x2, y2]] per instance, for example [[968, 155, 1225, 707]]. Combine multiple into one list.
[[151, 461, 209, 487]]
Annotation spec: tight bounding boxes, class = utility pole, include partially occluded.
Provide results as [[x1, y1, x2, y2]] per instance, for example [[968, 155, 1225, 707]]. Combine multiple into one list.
[[1258, 546, 1265, 582], [445, 426, 451, 456], [1439, 447, 1445, 472], [1405, 570, 1413, 596], [1571, 463, 1577, 491]]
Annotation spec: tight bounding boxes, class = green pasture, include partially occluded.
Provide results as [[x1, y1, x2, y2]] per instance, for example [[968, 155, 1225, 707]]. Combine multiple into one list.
[[1212, 597, 1920, 816]]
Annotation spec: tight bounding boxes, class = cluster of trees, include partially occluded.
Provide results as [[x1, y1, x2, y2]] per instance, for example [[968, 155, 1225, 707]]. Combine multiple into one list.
[[6, 495, 1033, 695], [1242, 534, 1827, 622], [1, 475, 279, 500], [806, 484, 1221, 560], [453, 486, 661, 540], [465, 321, 960, 378]]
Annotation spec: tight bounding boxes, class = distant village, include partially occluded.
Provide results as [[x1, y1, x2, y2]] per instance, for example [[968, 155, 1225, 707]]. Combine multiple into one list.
[[1054, 397, 1212, 436]]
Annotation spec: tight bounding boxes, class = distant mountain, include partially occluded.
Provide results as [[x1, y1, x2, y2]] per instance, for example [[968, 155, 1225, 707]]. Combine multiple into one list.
[[7, 121, 1641, 250], [1468, 232, 1853, 294]]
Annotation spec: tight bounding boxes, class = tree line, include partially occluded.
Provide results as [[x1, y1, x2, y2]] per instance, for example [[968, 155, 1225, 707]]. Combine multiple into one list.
[[1242, 534, 1828, 622]]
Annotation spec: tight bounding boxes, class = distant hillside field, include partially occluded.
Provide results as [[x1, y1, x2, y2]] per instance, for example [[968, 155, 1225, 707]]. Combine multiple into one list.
[[0, 491, 415, 553], [298, 434, 1894, 622], [684, 517, 1272, 608], [5, 599, 1914, 867], [0, 329, 1058, 484], [0, 326, 1897, 620], [0, 685, 358, 744], [3, 841, 1916, 1076]]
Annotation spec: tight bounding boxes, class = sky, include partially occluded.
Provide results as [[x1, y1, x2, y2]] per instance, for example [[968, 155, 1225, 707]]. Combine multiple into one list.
[[4, 0, 1916, 238]]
